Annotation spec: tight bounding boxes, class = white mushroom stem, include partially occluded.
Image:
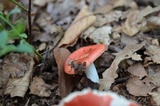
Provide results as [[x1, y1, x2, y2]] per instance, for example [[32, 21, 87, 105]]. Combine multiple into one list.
[[85, 63, 99, 83]]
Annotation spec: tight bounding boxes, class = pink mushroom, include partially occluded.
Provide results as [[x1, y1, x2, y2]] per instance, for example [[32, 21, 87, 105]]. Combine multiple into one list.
[[58, 89, 140, 106], [64, 44, 106, 83]]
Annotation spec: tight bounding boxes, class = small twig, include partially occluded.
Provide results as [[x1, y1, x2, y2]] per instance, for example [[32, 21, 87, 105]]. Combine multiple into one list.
[[28, 0, 32, 44], [10, 0, 28, 11]]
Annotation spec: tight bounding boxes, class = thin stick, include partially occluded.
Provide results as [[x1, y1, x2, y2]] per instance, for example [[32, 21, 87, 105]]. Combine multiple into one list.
[[28, 0, 32, 43]]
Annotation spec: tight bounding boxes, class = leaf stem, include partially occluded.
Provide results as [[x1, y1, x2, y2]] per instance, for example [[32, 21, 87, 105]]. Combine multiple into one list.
[[9, 0, 28, 11]]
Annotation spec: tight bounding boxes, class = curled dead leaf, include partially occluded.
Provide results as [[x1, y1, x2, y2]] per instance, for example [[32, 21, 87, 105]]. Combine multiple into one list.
[[53, 48, 73, 97], [83, 26, 112, 46], [100, 42, 145, 90], [126, 76, 155, 96], [121, 6, 160, 36], [127, 63, 147, 79], [146, 45, 160, 64], [4, 56, 34, 97], [30, 77, 54, 97], [57, 6, 96, 48]]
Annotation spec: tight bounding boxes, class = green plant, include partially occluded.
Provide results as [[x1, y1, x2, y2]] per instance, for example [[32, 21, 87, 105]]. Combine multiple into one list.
[[0, 8, 41, 58]]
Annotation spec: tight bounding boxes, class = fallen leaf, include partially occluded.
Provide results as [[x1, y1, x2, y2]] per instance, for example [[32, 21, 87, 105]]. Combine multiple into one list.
[[37, 43, 46, 52], [121, 6, 160, 36], [94, 10, 123, 27], [120, 34, 139, 45], [5, 57, 34, 97], [33, 0, 53, 6], [0, 69, 9, 96], [126, 76, 155, 96], [57, 6, 96, 47], [149, 87, 160, 106], [127, 63, 147, 79], [46, 0, 85, 22], [83, 26, 112, 45], [33, 24, 63, 45], [147, 16, 160, 29], [2, 53, 32, 78], [147, 65, 160, 86], [113, 0, 138, 9], [94, 3, 114, 14], [30, 77, 54, 97], [100, 42, 145, 90], [145, 45, 160, 64], [54, 48, 73, 97]]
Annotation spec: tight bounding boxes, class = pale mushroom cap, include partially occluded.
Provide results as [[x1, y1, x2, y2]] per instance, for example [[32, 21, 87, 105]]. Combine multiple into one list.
[[58, 89, 140, 106]]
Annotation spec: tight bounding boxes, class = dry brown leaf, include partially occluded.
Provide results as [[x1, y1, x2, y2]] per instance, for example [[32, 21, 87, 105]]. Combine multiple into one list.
[[0, 69, 9, 96], [83, 26, 112, 45], [148, 65, 160, 86], [127, 63, 147, 79], [5, 57, 34, 97], [57, 6, 96, 47], [37, 43, 46, 52], [121, 6, 160, 36], [54, 48, 73, 97], [30, 77, 54, 97], [100, 42, 145, 90], [126, 76, 155, 96], [113, 0, 138, 9], [120, 34, 139, 45], [149, 87, 160, 106], [147, 16, 160, 29], [146, 45, 160, 64], [2, 53, 32, 78], [94, 3, 114, 14], [33, 0, 53, 6], [94, 10, 123, 27]]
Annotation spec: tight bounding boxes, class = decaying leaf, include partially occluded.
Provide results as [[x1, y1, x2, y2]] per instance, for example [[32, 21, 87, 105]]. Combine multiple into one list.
[[147, 16, 160, 29], [37, 43, 46, 52], [57, 6, 96, 47], [33, 0, 53, 6], [145, 45, 160, 64], [83, 26, 112, 45], [127, 63, 147, 79], [53, 48, 73, 97], [94, 10, 123, 27], [121, 6, 160, 36], [100, 42, 145, 90], [4, 57, 34, 97], [148, 65, 160, 87], [94, 3, 114, 14], [149, 87, 160, 106], [126, 76, 155, 96], [2, 53, 32, 78], [30, 77, 54, 97]]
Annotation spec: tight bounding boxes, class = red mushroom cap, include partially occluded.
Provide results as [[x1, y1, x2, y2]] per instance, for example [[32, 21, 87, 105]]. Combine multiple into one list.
[[58, 89, 140, 106], [64, 44, 106, 74]]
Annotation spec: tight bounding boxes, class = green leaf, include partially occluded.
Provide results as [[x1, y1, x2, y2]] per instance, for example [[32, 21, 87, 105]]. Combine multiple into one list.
[[20, 33, 27, 38], [9, 8, 21, 15], [8, 29, 19, 39], [0, 45, 16, 57], [16, 39, 34, 53], [0, 23, 4, 31], [0, 11, 3, 15], [0, 30, 8, 47], [14, 19, 26, 34]]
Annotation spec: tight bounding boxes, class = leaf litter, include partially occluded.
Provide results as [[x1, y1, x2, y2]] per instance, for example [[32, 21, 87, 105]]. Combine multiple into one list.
[[1, 0, 160, 106]]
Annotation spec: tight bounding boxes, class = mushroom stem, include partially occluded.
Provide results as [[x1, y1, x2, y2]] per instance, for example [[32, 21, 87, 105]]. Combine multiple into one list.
[[85, 63, 99, 83]]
